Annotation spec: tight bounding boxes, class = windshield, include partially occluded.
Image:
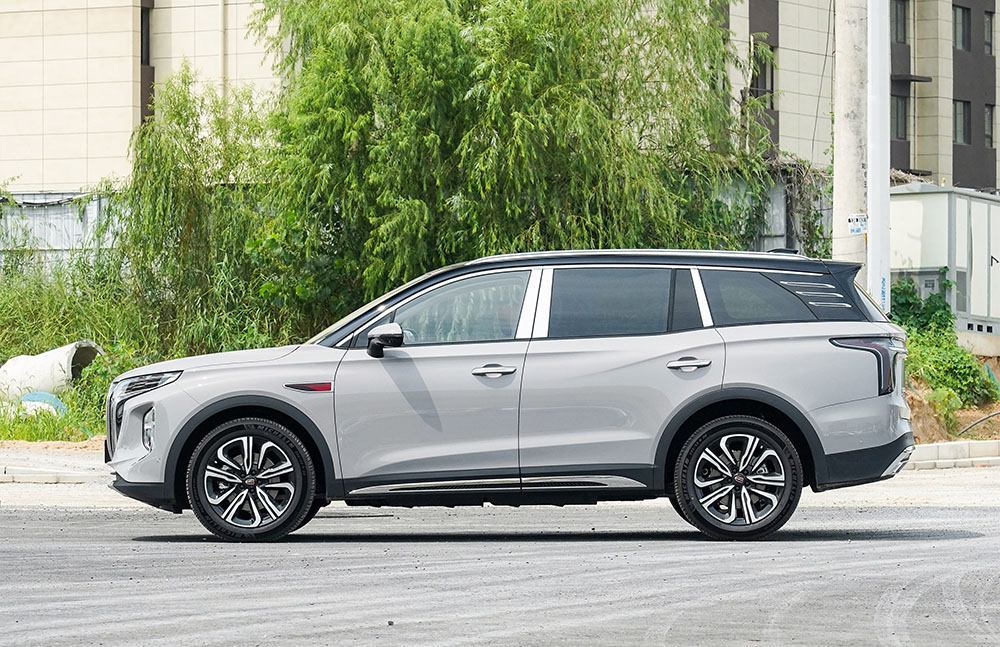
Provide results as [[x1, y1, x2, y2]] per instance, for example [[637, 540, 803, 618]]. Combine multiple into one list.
[[306, 264, 459, 345]]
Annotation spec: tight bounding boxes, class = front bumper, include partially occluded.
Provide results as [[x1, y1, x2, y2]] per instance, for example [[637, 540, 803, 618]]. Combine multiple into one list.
[[110, 475, 182, 513], [816, 431, 915, 491]]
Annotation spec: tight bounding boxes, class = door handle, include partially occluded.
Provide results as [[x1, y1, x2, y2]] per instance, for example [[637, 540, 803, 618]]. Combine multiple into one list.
[[667, 357, 712, 372], [472, 364, 518, 378]]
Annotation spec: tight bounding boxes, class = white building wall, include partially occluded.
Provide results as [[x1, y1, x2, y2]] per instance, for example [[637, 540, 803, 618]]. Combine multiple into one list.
[[0, 0, 143, 192]]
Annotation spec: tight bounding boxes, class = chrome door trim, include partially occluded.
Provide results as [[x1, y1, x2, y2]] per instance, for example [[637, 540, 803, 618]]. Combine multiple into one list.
[[521, 475, 647, 489], [347, 474, 647, 496], [532, 267, 554, 338], [690, 268, 714, 327], [515, 268, 542, 339], [348, 478, 521, 496]]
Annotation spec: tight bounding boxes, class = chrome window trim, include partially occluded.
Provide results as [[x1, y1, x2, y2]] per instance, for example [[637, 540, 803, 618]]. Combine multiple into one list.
[[691, 268, 714, 328], [515, 268, 543, 339], [532, 268, 554, 338], [340, 266, 539, 348]]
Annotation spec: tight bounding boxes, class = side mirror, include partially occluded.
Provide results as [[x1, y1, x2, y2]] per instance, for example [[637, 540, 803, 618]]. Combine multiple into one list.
[[367, 322, 404, 358]]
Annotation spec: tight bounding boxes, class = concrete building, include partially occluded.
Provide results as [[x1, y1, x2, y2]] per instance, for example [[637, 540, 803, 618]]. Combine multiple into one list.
[[0, 0, 277, 194], [731, 0, 1000, 192]]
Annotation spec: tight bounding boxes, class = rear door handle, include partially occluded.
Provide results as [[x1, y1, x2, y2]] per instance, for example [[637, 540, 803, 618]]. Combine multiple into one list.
[[667, 357, 712, 372], [472, 364, 518, 378]]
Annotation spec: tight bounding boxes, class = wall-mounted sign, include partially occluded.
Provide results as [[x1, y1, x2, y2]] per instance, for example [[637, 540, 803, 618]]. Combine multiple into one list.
[[848, 213, 869, 235]]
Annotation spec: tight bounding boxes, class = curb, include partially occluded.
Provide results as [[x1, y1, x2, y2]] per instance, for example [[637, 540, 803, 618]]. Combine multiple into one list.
[[901, 439, 1000, 471], [0, 465, 95, 484]]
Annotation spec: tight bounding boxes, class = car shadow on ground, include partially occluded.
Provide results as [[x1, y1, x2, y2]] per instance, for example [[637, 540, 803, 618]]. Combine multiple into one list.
[[131, 527, 982, 543]]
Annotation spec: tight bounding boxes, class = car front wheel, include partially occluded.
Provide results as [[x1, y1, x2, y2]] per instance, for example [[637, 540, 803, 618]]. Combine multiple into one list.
[[187, 417, 317, 542], [673, 415, 802, 541]]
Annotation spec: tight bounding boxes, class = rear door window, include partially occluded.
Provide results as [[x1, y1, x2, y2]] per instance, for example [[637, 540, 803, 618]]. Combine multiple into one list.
[[700, 270, 816, 326], [548, 268, 672, 338]]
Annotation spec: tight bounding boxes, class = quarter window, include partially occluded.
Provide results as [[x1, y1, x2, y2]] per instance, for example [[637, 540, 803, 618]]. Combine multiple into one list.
[[548, 268, 672, 338], [701, 270, 816, 326], [392, 271, 530, 345]]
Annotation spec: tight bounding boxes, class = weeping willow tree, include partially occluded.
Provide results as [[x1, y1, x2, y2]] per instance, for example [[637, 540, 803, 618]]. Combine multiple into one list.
[[249, 0, 774, 318], [92, 63, 297, 354]]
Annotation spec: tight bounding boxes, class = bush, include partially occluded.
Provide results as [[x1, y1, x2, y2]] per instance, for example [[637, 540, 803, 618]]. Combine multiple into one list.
[[891, 277, 998, 421]]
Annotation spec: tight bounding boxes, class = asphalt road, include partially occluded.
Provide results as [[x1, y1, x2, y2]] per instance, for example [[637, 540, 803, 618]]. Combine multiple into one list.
[[1, 472, 999, 646]]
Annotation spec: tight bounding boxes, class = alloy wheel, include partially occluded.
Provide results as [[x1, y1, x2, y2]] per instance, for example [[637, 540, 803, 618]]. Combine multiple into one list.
[[200, 433, 302, 530], [692, 433, 786, 526]]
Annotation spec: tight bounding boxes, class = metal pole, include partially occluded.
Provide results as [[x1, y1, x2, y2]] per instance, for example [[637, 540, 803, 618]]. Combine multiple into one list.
[[867, 0, 891, 313]]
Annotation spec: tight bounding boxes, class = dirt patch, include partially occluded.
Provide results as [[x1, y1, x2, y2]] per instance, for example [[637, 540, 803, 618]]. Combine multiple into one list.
[[906, 387, 952, 444], [0, 436, 105, 452]]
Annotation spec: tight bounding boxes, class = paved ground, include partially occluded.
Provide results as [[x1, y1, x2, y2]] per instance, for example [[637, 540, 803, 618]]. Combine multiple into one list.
[[1, 468, 998, 646]]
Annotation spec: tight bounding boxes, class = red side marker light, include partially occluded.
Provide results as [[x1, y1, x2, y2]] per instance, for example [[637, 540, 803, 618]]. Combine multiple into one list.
[[285, 382, 333, 392]]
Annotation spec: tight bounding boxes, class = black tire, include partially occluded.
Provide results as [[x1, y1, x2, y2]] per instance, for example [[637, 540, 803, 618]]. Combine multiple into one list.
[[292, 497, 328, 532], [668, 494, 689, 523], [187, 417, 317, 542], [673, 415, 802, 541]]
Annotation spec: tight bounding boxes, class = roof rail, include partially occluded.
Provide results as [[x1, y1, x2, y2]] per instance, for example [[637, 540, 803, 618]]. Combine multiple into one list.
[[767, 248, 800, 255]]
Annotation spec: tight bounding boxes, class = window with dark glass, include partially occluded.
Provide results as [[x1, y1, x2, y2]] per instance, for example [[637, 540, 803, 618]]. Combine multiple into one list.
[[987, 12, 995, 54], [987, 104, 995, 148], [700, 271, 815, 326], [548, 268, 672, 338], [892, 0, 907, 44], [671, 269, 704, 332], [954, 5, 971, 51], [891, 96, 908, 141], [954, 100, 972, 144], [749, 44, 775, 110]]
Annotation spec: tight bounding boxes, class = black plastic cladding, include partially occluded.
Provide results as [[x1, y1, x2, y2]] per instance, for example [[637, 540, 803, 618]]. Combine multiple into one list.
[[316, 251, 868, 347]]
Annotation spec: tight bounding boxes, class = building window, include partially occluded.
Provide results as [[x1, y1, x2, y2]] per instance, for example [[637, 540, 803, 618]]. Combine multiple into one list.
[[749, 44, 775, 110], [892, 0, 907, 44], [987, 105, 995, 147], [954, 6, 971, 51], [891, 96, 908, 140], [954, 100, 972, 144], [141, 7, 151, 66], [987, 12, 995, 55]]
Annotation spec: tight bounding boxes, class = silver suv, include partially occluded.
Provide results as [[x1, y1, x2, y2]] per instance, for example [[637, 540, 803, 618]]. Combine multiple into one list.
[[106, 250, 913, 541]]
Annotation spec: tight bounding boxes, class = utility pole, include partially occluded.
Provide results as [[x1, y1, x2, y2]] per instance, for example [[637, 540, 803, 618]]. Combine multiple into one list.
[[833, 0, 891, 312]]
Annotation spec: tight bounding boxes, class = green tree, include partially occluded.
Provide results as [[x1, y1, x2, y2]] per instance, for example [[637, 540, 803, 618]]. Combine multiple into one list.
[[250, 0, 774, 322]]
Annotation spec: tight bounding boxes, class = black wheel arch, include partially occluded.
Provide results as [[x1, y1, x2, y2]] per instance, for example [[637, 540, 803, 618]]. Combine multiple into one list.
[[166, 395, 342, 509], [654, 387, 828, 494]]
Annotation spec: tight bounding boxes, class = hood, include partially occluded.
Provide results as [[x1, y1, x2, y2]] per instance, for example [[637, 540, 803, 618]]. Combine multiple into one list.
[[116, 345, 301, 381]]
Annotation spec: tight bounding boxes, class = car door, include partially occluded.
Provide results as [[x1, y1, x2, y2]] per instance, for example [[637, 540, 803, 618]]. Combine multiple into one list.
[[333, 268, 541, 494], [517, 266, 725, 489]]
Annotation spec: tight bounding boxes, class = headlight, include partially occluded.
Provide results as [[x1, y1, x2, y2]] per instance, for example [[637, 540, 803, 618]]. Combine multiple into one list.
[[142, 408, 156, 452], [109, 371, 182, 427]]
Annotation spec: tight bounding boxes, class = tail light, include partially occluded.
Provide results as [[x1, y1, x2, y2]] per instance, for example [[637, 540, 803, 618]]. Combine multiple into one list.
[[831, 337, 906, 396]]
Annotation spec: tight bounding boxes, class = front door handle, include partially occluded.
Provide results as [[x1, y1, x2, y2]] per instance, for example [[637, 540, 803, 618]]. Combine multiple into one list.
[[667, 357, 712, 372], [472, 364, 518, 378]]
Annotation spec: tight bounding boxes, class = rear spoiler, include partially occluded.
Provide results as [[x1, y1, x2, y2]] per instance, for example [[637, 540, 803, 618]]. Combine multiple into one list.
[[821, 260, 888, 321]]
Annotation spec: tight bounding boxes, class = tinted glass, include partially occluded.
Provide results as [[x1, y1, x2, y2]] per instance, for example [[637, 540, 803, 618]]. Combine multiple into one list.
[[671, 269, 703, 331], [701, 270, 815, 326], [548, 268, 671, 338], [392, 271, 529, 344]]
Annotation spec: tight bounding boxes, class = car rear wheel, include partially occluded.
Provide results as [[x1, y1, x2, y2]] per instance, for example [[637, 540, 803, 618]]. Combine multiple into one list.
[[187, 417, 317, 542], [673, 415, 802, 541]]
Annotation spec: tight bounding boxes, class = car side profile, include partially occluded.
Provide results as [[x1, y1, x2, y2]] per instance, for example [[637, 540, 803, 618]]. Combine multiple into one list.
[[106, 249, 913, 541]]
